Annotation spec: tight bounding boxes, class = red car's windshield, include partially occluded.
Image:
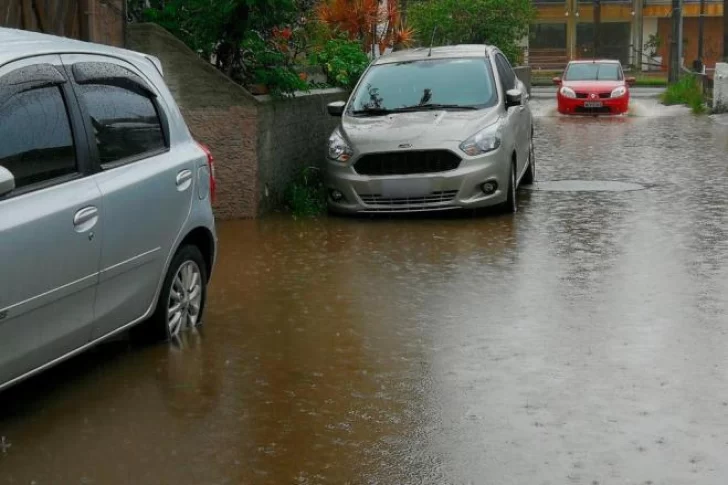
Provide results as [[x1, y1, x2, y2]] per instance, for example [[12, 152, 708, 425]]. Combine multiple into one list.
[[564, 63, 622, 81]]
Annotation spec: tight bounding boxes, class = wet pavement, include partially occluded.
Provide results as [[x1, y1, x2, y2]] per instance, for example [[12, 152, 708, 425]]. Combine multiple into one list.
[[3, 96, 728, 485]]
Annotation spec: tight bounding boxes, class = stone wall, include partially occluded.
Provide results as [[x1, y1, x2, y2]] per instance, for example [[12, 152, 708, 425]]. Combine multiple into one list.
[[256, 89, 347, 214], [126, 23, 346, 219]]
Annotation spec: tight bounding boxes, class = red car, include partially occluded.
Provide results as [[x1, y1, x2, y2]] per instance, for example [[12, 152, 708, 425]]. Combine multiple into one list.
[[554, 60, 636, 115]]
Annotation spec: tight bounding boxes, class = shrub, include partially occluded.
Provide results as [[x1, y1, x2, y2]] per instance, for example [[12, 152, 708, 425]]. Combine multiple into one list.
[[309, 37, 370, 89], [661, 75, 706, 114], [284, 167, 328, 216]]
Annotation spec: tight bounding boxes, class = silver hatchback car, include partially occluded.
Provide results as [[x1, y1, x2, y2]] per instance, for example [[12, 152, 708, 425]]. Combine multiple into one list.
[[0, 28, 217, 391], [325, 45, 534, 214]]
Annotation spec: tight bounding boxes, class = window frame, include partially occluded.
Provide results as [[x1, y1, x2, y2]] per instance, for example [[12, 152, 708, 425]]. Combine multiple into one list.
[[0, 61, 91, 201], [494, 52, 517, 95], [64, 60, 171, 172]]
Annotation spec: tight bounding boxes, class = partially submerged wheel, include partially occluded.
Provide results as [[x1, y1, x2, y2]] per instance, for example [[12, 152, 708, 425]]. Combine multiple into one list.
[[500, 162, 518, 214], [521, 130, 535, 185], [136, 245, 209, 342]]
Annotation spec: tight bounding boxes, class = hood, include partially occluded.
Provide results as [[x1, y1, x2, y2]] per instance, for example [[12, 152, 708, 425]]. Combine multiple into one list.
[[562, 80, 625, 92], [340, 108, 501, 154]]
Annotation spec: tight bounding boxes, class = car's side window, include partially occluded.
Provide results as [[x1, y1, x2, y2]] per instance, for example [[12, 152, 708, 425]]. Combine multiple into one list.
[[495, 54, 517, 91], [76, 83, 167, 168], [0, 85, 77, 190]]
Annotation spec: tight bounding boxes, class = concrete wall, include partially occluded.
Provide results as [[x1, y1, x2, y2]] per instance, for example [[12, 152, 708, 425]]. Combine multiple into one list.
[[715, 63, 728, 112], [514, 66, 532, 94], [126, 23, 347, 219], [256, 89, 347, 214]]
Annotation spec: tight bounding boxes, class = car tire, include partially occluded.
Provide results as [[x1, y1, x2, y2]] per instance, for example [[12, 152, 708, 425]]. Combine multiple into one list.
[[521, 131, 535, 185], [499, 162, 518, 214], [134, 245, 209, 343]]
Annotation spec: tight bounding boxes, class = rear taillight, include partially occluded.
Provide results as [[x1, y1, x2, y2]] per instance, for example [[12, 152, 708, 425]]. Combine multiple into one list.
[[196, 142, 216, 203]]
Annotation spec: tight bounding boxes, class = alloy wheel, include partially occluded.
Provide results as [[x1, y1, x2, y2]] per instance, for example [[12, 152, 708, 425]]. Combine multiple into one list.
[[167, 261, 203, 338]]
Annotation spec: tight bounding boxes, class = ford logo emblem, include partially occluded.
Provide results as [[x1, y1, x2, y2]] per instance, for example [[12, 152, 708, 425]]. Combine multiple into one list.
[[399, 144, 412, 149]]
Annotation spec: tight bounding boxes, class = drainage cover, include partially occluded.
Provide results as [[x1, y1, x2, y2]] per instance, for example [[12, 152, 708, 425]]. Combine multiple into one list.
[[521, 180, 645, 192]]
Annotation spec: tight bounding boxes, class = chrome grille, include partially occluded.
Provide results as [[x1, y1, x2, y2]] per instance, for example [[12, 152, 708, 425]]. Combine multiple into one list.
[[359, 190, 459, 206]]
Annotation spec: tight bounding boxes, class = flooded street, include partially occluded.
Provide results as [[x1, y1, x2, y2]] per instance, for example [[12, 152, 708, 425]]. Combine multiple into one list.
[[4, 94, 728, 484]]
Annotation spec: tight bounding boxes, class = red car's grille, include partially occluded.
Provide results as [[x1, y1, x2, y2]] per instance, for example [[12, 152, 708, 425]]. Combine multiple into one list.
[[575, 92, 612, 99]]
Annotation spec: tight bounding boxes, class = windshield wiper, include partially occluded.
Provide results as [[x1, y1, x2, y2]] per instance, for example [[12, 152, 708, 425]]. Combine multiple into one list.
[[351, 107, 395, 116], [352, 104, 479, 116], [398, 103, 479, 111]]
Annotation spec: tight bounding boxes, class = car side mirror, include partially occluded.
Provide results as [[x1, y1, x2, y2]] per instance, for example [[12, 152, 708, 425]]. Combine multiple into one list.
[[327, 101, 346, 117], [626, 76, 636, 86], [552, 77, 562, 85], [505, 88, 522, 108], [0, 166, 15, 198]]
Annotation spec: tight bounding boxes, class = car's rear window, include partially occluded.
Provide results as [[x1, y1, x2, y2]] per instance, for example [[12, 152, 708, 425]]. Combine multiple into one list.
[[564, 63, 622, 81], [349, 58, 498, 112]]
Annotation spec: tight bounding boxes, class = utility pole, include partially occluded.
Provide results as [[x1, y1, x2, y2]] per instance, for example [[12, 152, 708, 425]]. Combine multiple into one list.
[[594, 0, 601, 58], [634, 0, 644, 70], [697, 0, 705, 68], [677, 0, 684, 69], [669, 0, 681, 82], [724, 0, 728, 60]]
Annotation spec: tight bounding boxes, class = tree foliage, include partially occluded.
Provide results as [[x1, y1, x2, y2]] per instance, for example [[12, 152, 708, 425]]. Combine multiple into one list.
[[134, 0, 380, 94], [407, 0, 534, 64], [141, 0, 299, 77]]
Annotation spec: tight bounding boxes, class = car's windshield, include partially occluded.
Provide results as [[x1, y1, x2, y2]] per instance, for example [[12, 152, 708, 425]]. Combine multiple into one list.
[[564, 62, 622, 81], [349, 58, 498, 114]]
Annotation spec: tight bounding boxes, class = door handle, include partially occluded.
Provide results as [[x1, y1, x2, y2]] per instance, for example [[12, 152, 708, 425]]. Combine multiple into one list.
[[176, 169, 193, 191], [74, 206, 99, 233]]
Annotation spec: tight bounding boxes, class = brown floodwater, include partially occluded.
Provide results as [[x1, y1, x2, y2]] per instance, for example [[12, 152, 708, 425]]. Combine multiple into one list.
[[3, 97, 728, 484]]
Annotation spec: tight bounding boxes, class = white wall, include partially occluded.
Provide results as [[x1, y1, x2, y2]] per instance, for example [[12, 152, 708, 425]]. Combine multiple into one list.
[[715, 63, 728, 111]]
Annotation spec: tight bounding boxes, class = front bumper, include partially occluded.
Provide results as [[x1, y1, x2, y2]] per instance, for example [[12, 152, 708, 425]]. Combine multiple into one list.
[[326, 149, 511, 214], [557, 95, 629, 115]]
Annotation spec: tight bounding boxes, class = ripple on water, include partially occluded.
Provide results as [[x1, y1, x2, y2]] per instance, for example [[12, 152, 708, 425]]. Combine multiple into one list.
[[522, 180, 646, 192]]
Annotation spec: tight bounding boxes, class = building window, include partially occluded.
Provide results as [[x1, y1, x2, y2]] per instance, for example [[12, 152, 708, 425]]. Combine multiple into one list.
[[529, 23, 567, 50]]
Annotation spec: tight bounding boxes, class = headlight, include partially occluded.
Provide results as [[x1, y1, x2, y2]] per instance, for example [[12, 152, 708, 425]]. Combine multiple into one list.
[[560, 86, 576, 99], [460, 123, 501, 156], [327, 128, 353, 162], [611, 86, 627, 98]]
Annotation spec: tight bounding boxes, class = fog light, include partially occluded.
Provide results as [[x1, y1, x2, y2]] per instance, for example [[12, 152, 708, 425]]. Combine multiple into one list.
[[330, 189, 344, 202], [481, 181, 498, 195]]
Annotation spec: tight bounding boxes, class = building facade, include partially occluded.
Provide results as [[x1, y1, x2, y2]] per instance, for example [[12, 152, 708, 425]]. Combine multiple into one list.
[[528, 0, 724, 70], [0, 0, 125, 47]]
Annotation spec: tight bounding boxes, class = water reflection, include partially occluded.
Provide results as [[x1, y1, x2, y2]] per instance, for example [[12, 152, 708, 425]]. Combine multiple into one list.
[[2, 98, 728, 484]]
